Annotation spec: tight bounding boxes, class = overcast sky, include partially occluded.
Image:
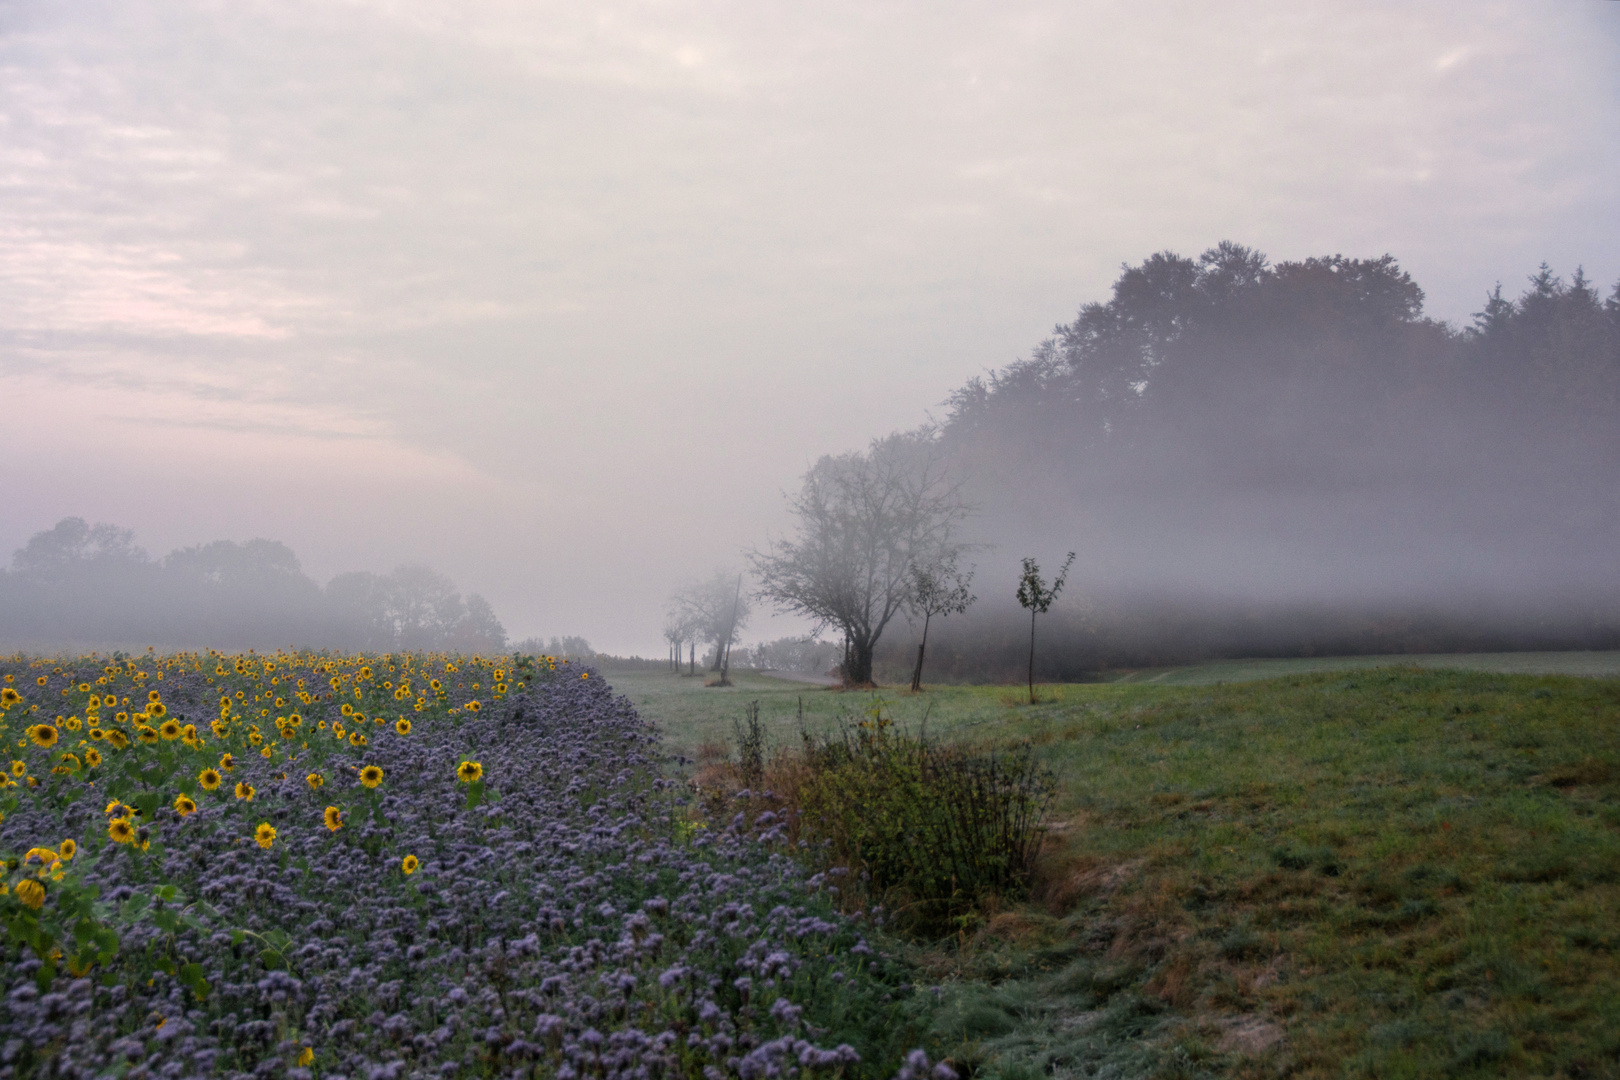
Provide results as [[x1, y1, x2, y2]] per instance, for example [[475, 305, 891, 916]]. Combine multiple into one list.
[[1, 0, 1617, 654]]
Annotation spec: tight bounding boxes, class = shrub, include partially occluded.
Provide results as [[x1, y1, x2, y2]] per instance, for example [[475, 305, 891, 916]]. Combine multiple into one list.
[[792, 709, 1054, 937]]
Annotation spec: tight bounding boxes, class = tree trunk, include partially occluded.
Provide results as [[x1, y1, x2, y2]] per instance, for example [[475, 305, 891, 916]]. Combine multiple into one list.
[[1028, 609, 1037, 705], [688, 641, 696, 676], [910, 613, 931, 693], [846, 635, 877, 687]]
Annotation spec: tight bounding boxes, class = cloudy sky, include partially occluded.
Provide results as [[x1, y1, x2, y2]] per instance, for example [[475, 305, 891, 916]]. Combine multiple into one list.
[[1, 0, 1617, 653]]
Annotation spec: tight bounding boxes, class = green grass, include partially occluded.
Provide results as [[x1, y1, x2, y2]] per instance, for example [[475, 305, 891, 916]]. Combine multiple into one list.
[[613, 663, 1620, 1079]]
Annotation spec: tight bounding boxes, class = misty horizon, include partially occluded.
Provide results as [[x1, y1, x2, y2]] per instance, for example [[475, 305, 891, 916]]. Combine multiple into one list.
[[2, 2, 1617, 658]]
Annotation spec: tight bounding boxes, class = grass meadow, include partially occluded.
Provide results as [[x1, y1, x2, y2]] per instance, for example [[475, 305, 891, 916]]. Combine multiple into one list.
[[615, 658, 1620, 1079]]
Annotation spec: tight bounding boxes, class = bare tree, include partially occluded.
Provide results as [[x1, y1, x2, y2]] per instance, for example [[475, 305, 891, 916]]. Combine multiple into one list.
[[907, 555, 976, 692], [752, 428, 970, 687], [668, 571, 750, 674], [1016, 552, 1075, 705]]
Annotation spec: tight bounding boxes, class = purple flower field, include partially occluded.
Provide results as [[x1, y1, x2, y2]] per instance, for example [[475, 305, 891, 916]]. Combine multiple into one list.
[[0, 653, 937, 1079]]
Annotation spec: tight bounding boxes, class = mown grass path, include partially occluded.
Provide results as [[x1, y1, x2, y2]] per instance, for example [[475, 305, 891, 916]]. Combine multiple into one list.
[[613, 662, 1620, 1079]]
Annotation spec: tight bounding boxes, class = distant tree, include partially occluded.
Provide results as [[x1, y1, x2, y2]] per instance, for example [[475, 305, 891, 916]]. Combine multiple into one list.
[[447, 593, 507, 652], [670, 571, 752, 672], [752, 428, 969, 687], [1016, 552, 1074, 705], [907, 555, 976, 692]]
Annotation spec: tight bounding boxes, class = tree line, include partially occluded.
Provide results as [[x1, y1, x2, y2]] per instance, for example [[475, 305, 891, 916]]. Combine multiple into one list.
[[0, 518, 508, 653], [710, 245, 1620, 684]]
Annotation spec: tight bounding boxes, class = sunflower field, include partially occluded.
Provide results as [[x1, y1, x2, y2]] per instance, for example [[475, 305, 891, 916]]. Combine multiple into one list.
[[0, 651, 931, 1079]]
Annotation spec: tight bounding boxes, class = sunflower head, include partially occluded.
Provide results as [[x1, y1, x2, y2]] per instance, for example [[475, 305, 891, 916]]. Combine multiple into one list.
[[10, 760, 26, 777], [306, 772, 324, 790], [401, 854, 419, 875], [0, 687, 22, 707], [107, 729, 130, 749], [349, 732, 366, 747], [149, 702, 167, 719], [234, 782, 254, 802], [28, 724, 59, 748], [14, 879, 44, 909], [359, 765, 384, 789], [219, 753, 236, 771], [58, 839, 76, 860], [466, 701, 480, 713], [135, 726, 159, 744], [199, 768, 222, 790], [323, 806, 343, 832], [158, 719, 181, 740], [395, 718, 411, 735], [456, 761, 483, 784], [84, 748, 102, 768], [254, 823, 276, 849], [108, 817, 135, 844], [173, 794, 197, 817]]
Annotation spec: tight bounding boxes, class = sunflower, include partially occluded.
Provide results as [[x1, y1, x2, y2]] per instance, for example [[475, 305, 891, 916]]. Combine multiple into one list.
[[84, 747, 102, 768], [359, 765, 384, 789], [359, 666, 373, 680], [28, 724, 59, 748], [108, 817, 135, 844], [10, 760, 25, 778], [63, 716, 81, 732], [248, 732, 262, 746], [349, 732, 366, 747], [135, 726, 159, 745], [254, 823, 276, 849], [340, 703, 353, 717], [147, 690, 161, 703], [465, 701, 480, 713], [198, 768, 222, 790], [149, 702, 167, 719], [430, 679, 443, 692], [173, 793, 197, 817], [56, 753, 80, 773], [394, 717, 411, 736], [88, 727, 104, 741], [456, 761, 483, 783], [298, 1048, 314, 1067], [114, 712, 129, 724], [323, 806, 343, 832], [58, 839, 76, 860], [158, 719, 182, 741], [14, 879, 44, 910], [106, 729, 130, 750], [234, 782, 254, 802], [0, 687, 22, 707], [401, 854, 419, 875]]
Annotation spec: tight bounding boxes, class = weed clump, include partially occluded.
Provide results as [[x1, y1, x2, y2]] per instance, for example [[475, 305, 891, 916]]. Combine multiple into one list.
[[792, 708, 1055, 937]]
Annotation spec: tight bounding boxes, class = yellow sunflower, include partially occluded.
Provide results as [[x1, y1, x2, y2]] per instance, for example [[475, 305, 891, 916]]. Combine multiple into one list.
[[108, 817, 135, 844], [219, 753, 236, 772], [173, 793, 197, 817], [84, 748, 101, 768], [254, 823, 276, 849], [456, 761, 483, 783], [158, 719, 182, 741], [28, 724, 58, 748], [323, 806, 343, 832], [394, 717, 411, 735], [234, 782, 254, 802], [359, 765, 384, 789], [401, 854, 419, 875], [198, 768, 222, 790], [14, 879, 44, 909]]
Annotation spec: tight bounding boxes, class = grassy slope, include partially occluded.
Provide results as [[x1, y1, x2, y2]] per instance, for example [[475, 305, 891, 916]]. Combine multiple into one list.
[[613, 663, 1620, 1079]]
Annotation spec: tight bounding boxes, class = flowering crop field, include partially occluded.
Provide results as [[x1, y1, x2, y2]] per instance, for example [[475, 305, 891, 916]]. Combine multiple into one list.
[[0, 652, 932, 1079]]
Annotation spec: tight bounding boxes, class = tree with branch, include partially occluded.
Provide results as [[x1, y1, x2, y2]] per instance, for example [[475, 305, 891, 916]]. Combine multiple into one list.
[[1016, 552, 1074, 705], [752, 428, 970, 687], [907, 555, 975, 692]]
